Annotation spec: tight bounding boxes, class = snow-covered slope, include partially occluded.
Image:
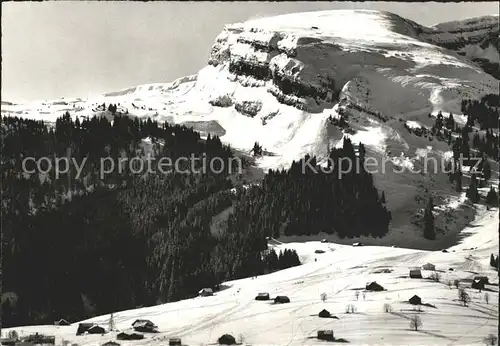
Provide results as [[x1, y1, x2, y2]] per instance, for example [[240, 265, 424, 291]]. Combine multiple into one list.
[[420, 15, 500, 79], [4, 208, 498, 345]]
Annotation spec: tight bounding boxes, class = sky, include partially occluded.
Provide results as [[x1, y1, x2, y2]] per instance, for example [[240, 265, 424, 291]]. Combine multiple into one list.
[[2, 1, 498, 102]]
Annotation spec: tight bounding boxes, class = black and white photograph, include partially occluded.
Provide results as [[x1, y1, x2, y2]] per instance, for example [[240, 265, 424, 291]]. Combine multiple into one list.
[[1, 1, 499, 345]]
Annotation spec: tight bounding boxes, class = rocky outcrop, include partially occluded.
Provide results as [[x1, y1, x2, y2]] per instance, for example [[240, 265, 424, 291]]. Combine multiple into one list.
[[234, 100, 262, 117], [425, 16, 499, 50], [207, 12, 497, 115], [208, 25, 341, 112], [420, 16, 500, 79]]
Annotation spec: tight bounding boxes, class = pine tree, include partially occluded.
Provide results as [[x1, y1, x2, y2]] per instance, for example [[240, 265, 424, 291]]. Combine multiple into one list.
[[446, 113, 455, 130], [482, 159, 492, 181], [486, 186, 498, 207], [423, 197, 436, 240], [108, 312, 115, 331], [252, 142, 263, 156], [466, 175, 480, 203], [380, 191, 386, 204], [455, 172, 462, 193]]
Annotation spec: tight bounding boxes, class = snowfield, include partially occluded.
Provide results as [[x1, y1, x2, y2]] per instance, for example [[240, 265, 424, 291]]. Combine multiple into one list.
[[4, 209, 498, 345]]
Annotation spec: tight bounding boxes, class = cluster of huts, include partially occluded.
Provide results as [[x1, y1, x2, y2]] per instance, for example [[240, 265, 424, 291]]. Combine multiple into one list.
[[0, 333, 56, 346], [409, 263, 491, 291], [253, 292, 339, 341], [76, 319, 159, 336], [73, 318, 174, 346], [254, 292, 290, 304]]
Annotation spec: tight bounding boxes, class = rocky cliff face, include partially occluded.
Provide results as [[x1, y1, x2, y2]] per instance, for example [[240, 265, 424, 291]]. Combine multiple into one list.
[[207, 10, 498, 114], [420, 15, 499, 78], [424, 15, 499, 50], [209, 26, 338, 111]]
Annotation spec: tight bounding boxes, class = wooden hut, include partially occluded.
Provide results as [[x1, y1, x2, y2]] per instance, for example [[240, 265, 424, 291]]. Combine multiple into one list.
[[365, 281, 384, 291], [255, 292, 270, 300], [409, 295, 422, 305], [218, 333, 236, 345], [274, 295, 290, 304], [318, 309, 331, 318], [317, 330, 334, 341]]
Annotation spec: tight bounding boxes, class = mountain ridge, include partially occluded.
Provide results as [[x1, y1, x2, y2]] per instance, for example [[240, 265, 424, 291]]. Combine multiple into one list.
[[2, 10, 498, 237]]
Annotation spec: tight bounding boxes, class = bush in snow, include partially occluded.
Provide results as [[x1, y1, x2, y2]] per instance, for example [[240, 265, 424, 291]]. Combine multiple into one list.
[[383, 303, 392, 313], [209, 94, 234, 108], [483, 333, 497, 345], [8, 330, 19, 340], [345, 304, 357, 314], [320, 293, 327, 303], [234, 100, 263, 117], [429, 272, 440, 282], [409, 315, 422, 331], [458, 288, 471, 307]]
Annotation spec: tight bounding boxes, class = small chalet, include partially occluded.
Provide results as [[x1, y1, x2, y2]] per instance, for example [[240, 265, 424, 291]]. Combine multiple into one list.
[[76, 323, 95, 335], [218, 333, 236, 345], [471, 278, 486, 290], [317, 330, 334, 341], [321, 239, 329, 243], [409, 269, 422, 278], [352, 242, 363, 247], [422, 263, 436, 271], [318, 309, 331, 318], [117, 332, 144, 340], [101, 342, 120, 346], [274, 295, 290, 304], [168, 338, 182, 346], [409, 295, 422, 305], [365, 281, 384, 291], [315, 249, 325, 254], [255, 292, 270, 300], [88, 325, 106, 334], [169, 338, 182, 346], [474, 276, 489, 284], [132, 319, 158, 333], [54, 318, 71, 326], [198, 288, 214, 297]]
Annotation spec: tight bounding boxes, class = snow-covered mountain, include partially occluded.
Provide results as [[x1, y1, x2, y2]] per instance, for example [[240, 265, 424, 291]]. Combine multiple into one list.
[[2, 10, 499, 345], [3, 10, 498, 236], [422, 15, 500, 78], [2, 10, 497, 167]]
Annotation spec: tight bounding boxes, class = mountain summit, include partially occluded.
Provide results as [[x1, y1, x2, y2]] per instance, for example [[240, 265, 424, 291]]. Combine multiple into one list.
[[3, 10, 498, 231], [3, 10, 497, 170]]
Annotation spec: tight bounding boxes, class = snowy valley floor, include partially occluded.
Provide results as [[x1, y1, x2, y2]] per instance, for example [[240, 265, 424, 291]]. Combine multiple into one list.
[[4, 208, 498, 346]]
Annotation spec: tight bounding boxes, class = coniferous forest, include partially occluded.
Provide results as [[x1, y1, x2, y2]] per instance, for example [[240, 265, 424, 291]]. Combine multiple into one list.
[[1, 111, 390, 327]]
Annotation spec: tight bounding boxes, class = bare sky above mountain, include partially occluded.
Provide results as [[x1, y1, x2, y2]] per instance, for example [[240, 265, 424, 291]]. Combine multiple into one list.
[[2, 2, 497, 102]]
